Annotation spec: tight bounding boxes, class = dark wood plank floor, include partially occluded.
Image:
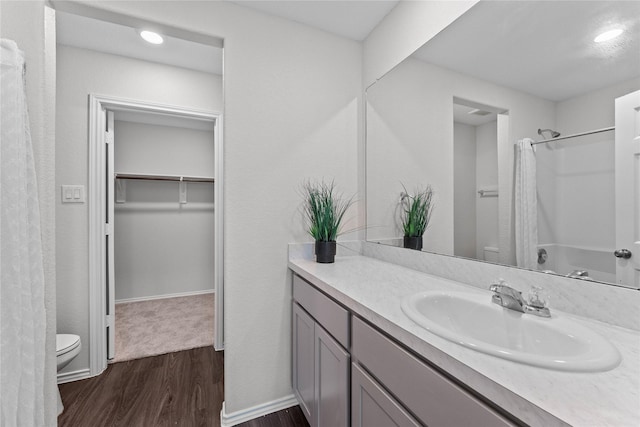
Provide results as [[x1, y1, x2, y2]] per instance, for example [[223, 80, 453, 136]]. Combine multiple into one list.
[[237, 406, 308, 427], [58, 347, 308, 427]]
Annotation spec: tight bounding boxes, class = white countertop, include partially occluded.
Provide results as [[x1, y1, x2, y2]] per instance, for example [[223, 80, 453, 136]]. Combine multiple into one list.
[[289, 255, 640, 427]]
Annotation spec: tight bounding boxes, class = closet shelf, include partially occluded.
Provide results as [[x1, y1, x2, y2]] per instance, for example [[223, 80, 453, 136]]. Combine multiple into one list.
[[114, 173, 214, 204], [115, 173, 214, 183]]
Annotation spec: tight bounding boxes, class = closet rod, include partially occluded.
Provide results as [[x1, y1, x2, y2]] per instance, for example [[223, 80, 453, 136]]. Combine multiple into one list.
[[530, 126, 614, 146], [115, 173, 214, 183]]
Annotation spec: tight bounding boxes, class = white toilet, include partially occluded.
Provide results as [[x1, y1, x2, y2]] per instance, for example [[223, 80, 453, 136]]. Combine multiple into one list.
[[483, 246, 500, 263], [56, 334, 81, 371], [57, 334, 81, 415]]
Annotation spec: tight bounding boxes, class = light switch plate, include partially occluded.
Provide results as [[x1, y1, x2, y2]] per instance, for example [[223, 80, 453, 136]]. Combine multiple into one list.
[[61, 185, 85, 203]]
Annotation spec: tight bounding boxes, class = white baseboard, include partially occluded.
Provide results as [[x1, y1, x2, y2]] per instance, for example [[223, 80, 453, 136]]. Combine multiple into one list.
[[57, 368, 91, 384], [115, 289, 214, 304], [220, 394, 298, 427]]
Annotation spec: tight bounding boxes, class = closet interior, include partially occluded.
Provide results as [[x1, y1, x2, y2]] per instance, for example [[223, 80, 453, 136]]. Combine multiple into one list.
[[110, 110, 215, 362]]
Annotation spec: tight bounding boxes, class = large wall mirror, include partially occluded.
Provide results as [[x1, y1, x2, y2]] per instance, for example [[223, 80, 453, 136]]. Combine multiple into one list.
[[366, 1, 640, 288]]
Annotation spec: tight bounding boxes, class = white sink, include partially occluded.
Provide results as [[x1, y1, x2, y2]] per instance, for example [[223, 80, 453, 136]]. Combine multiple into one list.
[[401, 290, 621, 372]]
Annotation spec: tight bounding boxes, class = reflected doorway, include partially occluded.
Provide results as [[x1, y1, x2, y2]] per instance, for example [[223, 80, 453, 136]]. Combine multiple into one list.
[[453, 98, 507, 263]]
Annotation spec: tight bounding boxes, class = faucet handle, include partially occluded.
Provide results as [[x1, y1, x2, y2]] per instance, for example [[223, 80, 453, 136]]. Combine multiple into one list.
[[525, 286, 549, 309], [524, 286, 551, 317]]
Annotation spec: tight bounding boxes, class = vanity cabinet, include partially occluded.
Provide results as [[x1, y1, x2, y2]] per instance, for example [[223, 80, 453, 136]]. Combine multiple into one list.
[[351, 362, 420, 427], [292, 275, 350, 427], [352, 317, 518, 427], [292, 273, 520, 427], [292, 304, 315, 421]]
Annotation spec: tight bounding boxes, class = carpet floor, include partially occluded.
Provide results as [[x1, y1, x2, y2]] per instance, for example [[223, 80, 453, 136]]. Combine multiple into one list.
[[112, 293, 215, 363]]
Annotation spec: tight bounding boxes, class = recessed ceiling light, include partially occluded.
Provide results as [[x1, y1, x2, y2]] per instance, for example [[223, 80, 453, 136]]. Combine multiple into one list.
[[594, 28, 623, 43], [139, 30, 164, 45]]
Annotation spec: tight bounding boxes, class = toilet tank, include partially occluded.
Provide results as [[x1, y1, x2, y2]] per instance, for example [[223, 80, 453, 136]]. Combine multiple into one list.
[[483, 246, 499, 263]]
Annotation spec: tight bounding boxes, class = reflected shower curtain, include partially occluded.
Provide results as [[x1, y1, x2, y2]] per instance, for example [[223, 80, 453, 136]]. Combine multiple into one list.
[[1, 39, 46, 426], [514, 138, 538, 269]]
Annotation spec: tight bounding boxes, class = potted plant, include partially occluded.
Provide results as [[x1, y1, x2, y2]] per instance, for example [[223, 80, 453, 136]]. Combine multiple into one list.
[[302, 180, 354, 263], [399, 185, 435, 250]]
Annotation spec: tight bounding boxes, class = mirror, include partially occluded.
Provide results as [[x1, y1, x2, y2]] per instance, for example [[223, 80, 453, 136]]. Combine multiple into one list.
[[365, 1, 640, 288], [453, 99, 501, 262]]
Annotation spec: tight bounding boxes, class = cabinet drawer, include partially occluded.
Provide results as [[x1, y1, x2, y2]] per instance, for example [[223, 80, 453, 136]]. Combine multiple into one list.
[[352, 363, 420, 427], [293, 274, 349, 348], [352, 317, 517, 427]]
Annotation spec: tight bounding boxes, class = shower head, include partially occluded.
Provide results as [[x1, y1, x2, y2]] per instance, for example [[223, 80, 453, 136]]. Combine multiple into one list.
[[538, 128, 561, 139]]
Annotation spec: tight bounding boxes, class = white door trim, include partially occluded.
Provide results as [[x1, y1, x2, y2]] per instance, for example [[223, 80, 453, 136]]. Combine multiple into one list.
[[88, 94, 224, 377], [614, 89, 640, 289]]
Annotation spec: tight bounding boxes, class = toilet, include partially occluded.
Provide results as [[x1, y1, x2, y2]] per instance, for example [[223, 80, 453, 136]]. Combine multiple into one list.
[[483, 246, 500, 263], [56, 334, 81, 415], [56, 334, 81, 371]]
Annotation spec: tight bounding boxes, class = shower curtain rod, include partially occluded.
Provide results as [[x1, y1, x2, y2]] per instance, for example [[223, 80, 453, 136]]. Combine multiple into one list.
[[115, 173, 214, 183], [530, 126, 615, 145]]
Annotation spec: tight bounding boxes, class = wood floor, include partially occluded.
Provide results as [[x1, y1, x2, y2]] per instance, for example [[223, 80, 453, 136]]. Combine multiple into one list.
[[58, 347, 308, 427], [238, 406, 309, 427]]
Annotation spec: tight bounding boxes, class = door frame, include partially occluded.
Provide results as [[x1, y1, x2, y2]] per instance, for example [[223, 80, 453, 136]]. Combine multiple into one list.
[[88, 94, 224, 376], [614, 89, 640, 288]]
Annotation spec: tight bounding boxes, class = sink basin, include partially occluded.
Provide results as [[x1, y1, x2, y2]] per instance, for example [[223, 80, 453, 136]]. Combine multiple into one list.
[[401, 291, 621, 372]]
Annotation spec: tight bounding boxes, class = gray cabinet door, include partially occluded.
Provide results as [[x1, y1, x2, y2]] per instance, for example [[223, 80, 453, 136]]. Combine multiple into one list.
[[315, 324, 350, 427], [352, 363, 421, 427], [293, 303, 315, 424], [353, 317, 518, 427]]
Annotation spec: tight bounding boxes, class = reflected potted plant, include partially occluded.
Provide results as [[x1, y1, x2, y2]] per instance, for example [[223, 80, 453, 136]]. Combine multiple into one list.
[[400, 185, 435, 250], [302, 180, 354, 263]]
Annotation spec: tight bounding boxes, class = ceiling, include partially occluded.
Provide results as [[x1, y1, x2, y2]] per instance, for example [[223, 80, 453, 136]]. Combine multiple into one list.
[[56, 1, 638, 102], [413, 1, 640, 102], [453, 104, 497, 127], [226, 1, 399, 41], [56, 11, 223, 75], [55, 1, 398, 74]]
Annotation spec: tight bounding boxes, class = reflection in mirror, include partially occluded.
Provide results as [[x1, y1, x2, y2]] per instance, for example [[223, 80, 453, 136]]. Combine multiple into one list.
[[536, 130, 616, 284], [453, 99, 503, 263], [365, 0, 640, 288]]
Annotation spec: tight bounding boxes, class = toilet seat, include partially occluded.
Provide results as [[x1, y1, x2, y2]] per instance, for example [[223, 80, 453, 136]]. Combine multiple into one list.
[[56, 334, 80, 357]]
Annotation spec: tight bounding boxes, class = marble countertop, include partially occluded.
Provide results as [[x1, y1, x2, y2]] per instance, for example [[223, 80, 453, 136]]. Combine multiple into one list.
[[288, 255, 640, 427]]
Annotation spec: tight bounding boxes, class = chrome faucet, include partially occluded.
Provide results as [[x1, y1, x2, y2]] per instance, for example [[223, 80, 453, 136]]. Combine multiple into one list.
[[490, 280, 551, 317], [490, 281, 525, 312]]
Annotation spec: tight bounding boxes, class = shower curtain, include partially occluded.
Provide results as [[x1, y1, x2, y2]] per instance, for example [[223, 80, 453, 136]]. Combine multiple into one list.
[[1, 39, 47, 426], [514, 138, 538, 269]]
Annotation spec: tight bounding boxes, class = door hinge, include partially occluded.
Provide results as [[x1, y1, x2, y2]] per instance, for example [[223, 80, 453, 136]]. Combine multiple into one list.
[[105, 131, 114, 145], [104, 223, 112, 235]]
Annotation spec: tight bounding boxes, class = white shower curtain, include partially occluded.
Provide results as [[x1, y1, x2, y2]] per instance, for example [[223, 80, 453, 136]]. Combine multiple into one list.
[[1, 39, 47, 426], [514, 138, 538, 269]]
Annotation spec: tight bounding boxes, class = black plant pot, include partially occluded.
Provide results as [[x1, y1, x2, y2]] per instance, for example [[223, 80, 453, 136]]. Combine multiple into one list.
[[315, 240, 337, 263], [403, 236, 423, 251]]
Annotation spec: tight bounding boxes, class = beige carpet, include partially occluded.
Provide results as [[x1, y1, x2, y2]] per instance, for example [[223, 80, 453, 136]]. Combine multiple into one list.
[[112, 293, 214, 363]]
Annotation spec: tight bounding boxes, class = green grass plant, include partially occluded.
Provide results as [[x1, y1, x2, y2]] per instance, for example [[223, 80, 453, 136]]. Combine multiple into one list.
[[302, 180, 354, 242], [400, 184, 435, 238]]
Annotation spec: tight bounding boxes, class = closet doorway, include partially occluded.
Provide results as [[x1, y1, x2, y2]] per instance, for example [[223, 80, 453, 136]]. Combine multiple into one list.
[[88, 96, 223, 374]]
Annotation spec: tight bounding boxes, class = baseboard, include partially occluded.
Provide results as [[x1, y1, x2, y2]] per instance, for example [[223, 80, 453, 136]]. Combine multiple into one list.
[[57, 368, 91, 384], [115, 289, 214, 304], [220, 394, 298, 427]]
